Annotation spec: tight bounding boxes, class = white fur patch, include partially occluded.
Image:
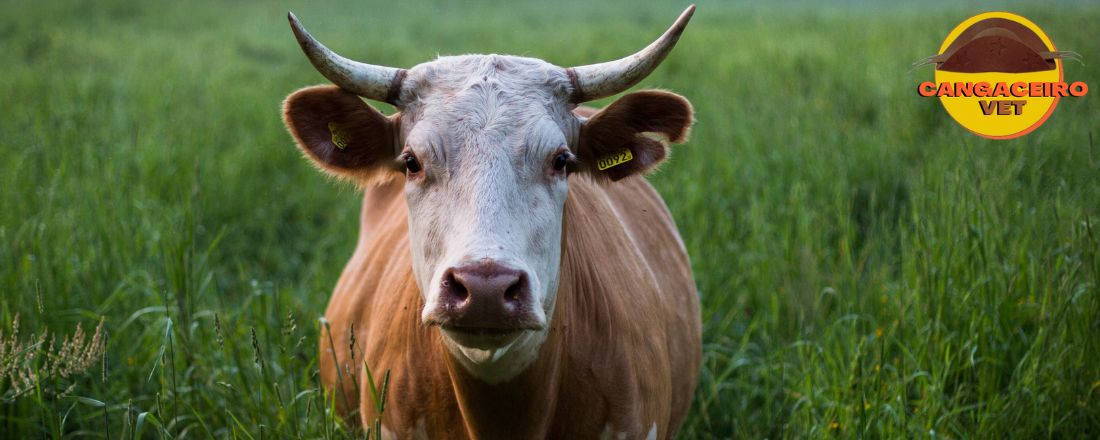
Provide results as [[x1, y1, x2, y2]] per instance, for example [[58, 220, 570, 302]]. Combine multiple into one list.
[[599, 422, 658, 440], [446, 328, 548, 384], [398, 55, 579, 383], [415, 416, 428, 440], [599, 423, 616, 440]]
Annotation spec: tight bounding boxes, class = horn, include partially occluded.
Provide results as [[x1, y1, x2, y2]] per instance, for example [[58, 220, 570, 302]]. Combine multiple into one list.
[[287, 12, 406, 104], [565, 5, 695, 103]]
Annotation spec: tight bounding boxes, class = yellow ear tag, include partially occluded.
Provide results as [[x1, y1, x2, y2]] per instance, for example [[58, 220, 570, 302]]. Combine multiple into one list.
[[596, 149, 633, 171], [328, 121, 351, 149]]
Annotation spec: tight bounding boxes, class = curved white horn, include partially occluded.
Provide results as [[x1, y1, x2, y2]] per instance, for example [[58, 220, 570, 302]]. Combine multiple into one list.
[[288, 12, 406, 104], [566, 5, 695, 102]]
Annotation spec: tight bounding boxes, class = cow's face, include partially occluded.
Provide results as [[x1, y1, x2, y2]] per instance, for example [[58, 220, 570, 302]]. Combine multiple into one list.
[[282, 8, 694, 383], [399, 57, 574, 346]]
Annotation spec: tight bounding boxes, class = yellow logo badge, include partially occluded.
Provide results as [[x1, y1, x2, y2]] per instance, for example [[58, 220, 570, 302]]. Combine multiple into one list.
[[914, 12, 1087, 139]]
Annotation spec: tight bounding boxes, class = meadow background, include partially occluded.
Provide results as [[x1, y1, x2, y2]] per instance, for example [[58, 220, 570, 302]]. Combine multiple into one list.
[[1, 0, 1098, 438]]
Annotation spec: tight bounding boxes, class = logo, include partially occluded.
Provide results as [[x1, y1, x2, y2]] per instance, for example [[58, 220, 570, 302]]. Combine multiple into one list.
[[914, 12, 1087, 139]]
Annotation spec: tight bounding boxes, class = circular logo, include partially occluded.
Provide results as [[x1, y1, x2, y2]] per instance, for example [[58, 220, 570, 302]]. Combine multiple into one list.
[[916, 12, 1087, 139]]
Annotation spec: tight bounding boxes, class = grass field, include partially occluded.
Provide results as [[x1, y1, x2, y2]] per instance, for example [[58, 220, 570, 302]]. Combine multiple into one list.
[[2, 0, 1098, 438]]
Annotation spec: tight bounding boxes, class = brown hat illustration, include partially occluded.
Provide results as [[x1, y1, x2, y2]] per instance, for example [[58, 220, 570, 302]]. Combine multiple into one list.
[[913, 17, 1081, 73]]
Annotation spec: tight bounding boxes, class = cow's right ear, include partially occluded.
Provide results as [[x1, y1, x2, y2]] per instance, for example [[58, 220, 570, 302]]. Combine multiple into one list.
[[575, 90, 693, 182], [282, 85, 401, 182]]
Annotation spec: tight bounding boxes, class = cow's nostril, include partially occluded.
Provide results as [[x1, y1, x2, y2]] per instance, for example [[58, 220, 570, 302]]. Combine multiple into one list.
[[504, 274, 526, 302], [442, 269, 468, 302]]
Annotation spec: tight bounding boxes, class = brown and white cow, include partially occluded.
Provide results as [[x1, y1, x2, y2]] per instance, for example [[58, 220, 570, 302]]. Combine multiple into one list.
[[281, 6, 701, 439]]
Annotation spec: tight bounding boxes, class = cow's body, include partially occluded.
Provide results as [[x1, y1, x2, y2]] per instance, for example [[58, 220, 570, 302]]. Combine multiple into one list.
[[321, 171, 700, 439]]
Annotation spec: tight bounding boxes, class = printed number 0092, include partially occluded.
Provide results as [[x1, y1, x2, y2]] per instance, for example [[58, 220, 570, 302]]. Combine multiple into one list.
[[597, 149, 633, 171]]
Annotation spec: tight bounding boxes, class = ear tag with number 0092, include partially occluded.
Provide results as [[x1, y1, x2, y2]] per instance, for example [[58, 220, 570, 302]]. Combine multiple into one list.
[[596, 149, 633, 170], [328, 122, 350, 149]]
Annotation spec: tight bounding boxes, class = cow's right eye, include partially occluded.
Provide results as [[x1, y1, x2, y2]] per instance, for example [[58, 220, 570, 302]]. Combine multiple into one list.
[[404, 154, 422, 174], [552, 153, 569, 171]]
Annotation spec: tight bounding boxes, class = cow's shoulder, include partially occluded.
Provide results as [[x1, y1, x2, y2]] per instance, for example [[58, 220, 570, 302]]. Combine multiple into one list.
[[552, 175, 698, 437], [321, 178, 415, 419], [562, 175, 693, 302]]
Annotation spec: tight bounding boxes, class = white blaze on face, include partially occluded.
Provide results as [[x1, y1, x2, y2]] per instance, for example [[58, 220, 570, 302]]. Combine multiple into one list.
[[398, 55, 579, 382]]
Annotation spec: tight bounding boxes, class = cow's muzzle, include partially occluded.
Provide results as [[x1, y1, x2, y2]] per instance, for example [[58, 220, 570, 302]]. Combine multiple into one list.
[[425, 261, 545, 348]]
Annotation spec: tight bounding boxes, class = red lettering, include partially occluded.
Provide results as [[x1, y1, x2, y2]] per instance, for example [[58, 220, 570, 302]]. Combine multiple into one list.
[[957, 82, 974, 97], [1030, 82, 1044, 97], [918, 82, 937, 97], [937, 82, 954, 97], [1069, 81, 1089, 97], [1052, 82, 1068, 97], [975, 82, 991, 96], [1011, 82, 1027, 97]]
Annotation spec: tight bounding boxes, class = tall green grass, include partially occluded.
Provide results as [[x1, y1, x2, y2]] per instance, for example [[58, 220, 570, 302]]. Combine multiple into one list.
[[1, 0, 1097, 438]]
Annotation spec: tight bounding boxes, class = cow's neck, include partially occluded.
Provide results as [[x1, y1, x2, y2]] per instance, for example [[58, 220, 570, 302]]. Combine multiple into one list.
[[443, 325, 564, 439], [440, 326, 551, 384]]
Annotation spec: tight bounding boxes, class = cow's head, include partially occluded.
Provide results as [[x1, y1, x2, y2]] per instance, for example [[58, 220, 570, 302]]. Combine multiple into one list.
[[283, 7, 694, 383]]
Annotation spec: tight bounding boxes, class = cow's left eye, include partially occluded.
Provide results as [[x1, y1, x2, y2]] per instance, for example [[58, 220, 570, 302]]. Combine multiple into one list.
[[552, 152, 570, 172], [404, 154, 422, 174]]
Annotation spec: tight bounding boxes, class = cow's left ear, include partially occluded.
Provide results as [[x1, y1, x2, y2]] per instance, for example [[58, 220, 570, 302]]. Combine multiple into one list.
[[576, 90, 693, 181]]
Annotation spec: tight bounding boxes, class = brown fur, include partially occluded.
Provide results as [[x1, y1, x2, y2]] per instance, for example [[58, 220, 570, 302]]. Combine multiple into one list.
[[320, 172, 700, 439]]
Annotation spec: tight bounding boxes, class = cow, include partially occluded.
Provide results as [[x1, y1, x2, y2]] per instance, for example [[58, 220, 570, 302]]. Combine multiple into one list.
[[281, 6, 701, 439]]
